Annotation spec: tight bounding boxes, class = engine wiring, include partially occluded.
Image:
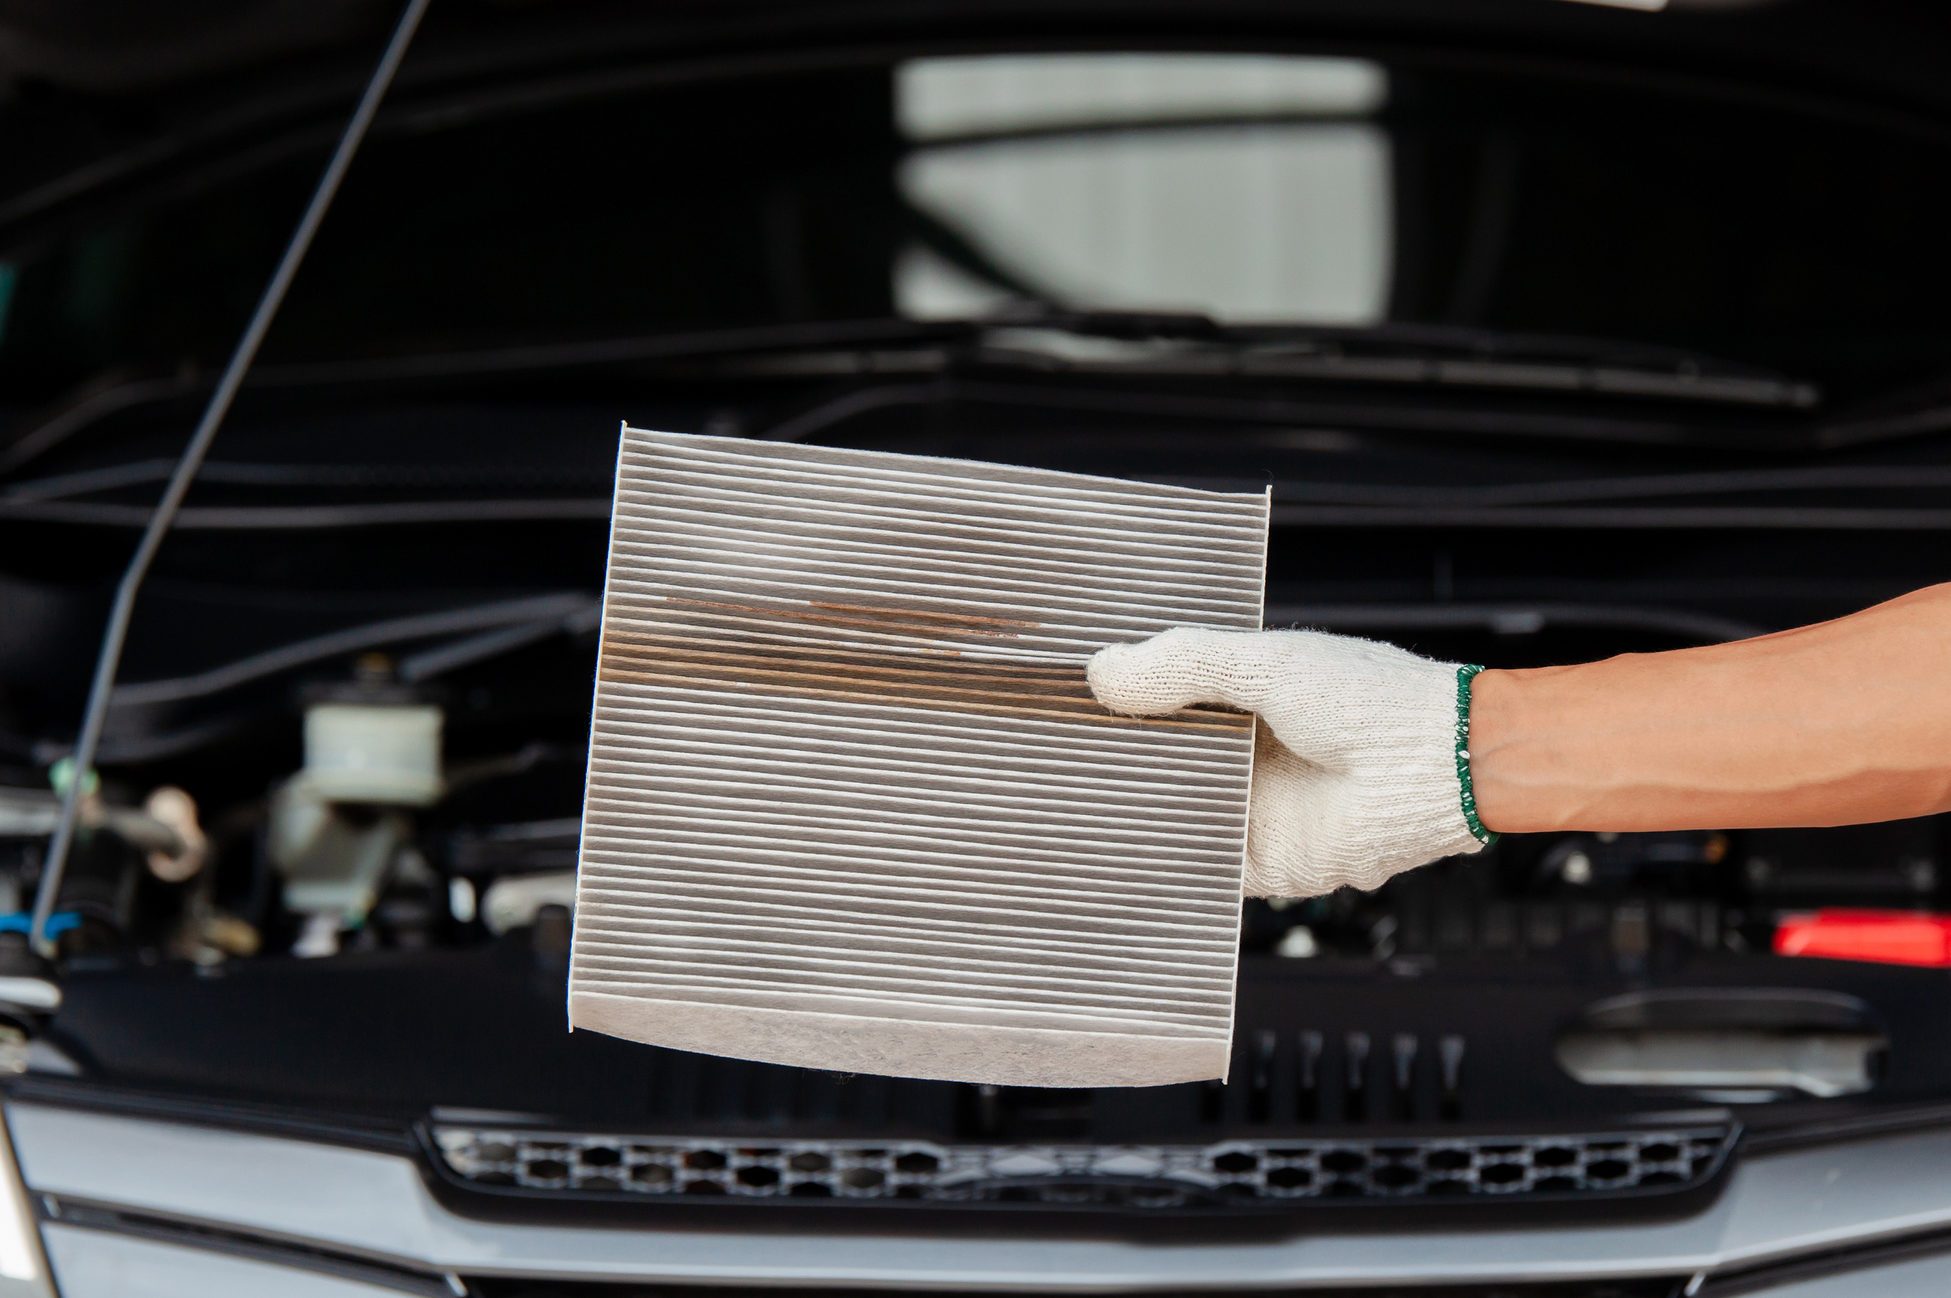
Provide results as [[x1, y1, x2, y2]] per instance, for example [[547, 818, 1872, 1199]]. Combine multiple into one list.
[[110, 594, 597, 708], [27, 0, 436, 958]]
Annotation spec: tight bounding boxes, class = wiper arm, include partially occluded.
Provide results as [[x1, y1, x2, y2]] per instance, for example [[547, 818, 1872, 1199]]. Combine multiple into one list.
[[0, 310, 1814, 481], [979, 304, 1724, 367], [0, 317, 979, 478], [978, 305, 1231, 341], [969, 306, 1819, 409], [975, 304, 1810, 384]]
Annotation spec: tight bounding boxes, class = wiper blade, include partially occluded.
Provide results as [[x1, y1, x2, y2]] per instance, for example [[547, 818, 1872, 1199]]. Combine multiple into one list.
[[0, 311, 1815, 480], [967, 307, 1820, 409], [976, 305, 1232, 341], [979, 305, 1734, 368], [0, 317, 976, 477]]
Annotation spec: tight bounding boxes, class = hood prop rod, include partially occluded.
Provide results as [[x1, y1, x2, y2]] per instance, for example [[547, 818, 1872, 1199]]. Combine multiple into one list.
[[29, 0, 435, 958]]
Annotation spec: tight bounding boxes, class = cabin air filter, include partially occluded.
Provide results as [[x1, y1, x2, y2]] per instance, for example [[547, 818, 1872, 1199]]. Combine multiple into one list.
[[569, 426, 1270, 1087]]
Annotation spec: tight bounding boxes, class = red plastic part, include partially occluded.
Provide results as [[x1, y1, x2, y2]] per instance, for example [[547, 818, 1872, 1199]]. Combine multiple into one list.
[[1773, 909, 1951, 967]]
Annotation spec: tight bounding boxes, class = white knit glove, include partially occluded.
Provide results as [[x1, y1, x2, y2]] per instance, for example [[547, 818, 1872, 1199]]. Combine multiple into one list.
[[1087, 628, 1494, 898]]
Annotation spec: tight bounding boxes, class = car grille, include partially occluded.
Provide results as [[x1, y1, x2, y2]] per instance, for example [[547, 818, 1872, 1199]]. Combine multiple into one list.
[[430, 1124, 1733, 1207]]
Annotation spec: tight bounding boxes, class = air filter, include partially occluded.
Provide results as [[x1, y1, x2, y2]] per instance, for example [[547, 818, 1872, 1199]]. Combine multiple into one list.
[[570, 426, 1269, 1087]]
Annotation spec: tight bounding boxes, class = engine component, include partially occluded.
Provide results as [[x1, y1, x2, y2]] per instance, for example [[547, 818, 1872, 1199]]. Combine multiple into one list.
[[1555, 989, 1886, 1100], [1557, 1026, 1883, 1099], [0, 778, 195, 948], [1740, 823, 1941, 906], [267, 696, 445, 952], [1540, 831, 1728, 887], [0, 787, 186, 865], [268, 781, 409, 943], [481, 872, 576, 936], [302, 700, 443, 807], [140, 787, 206, 883]]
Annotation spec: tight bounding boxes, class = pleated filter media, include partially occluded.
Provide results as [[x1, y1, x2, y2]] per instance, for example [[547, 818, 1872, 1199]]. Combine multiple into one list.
[[570, 426, 1270, 1087]]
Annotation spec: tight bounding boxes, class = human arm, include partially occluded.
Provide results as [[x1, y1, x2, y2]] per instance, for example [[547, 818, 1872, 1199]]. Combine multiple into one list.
[[1086, 584, 1951, 897], [1469, 582, 1951, 833]]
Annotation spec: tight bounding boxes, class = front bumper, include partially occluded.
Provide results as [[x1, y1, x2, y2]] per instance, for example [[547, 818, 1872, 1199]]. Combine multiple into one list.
[[13, 1101, 1951, 1295]]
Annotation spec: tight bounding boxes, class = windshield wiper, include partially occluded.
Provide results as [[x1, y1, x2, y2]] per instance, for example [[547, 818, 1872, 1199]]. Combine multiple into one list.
[[951, 306, 1821, 410], [0, 311, 1817, 481], [652, 306, 1819, 410], [0, 318, 974, 476]]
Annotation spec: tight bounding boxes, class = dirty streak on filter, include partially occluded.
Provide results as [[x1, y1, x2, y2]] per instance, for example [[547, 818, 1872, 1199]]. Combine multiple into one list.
[[570, 425, 1270, 1087]]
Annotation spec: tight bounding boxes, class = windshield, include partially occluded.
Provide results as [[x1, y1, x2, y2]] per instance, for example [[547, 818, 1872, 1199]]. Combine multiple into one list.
[[5, 49, 1951, 410], [892, 55, 1393, 326]]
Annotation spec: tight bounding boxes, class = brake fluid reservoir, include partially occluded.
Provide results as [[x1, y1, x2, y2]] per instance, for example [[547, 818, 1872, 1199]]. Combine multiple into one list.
[[303, 701, 443, 806]]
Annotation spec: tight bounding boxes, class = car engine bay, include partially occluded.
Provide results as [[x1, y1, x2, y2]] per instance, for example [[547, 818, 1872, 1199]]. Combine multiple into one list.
[[0, 387, 1945, 1225], [5, 16, 1951, 1293]]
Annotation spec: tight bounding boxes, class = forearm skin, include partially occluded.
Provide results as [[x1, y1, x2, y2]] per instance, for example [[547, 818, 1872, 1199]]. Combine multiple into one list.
[[1469, 583, 1951, 834]]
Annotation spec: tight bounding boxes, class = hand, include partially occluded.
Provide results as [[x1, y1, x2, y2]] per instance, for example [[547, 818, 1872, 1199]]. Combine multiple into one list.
[[1087, 627, 1492, 898]]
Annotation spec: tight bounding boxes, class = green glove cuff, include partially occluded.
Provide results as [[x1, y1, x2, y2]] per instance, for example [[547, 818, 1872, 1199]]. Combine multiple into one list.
[[1455, 664, 1500, 846]]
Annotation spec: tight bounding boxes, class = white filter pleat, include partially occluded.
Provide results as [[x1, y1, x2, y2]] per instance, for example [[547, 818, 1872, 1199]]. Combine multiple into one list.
[[570, 425, 1269, 1086]]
